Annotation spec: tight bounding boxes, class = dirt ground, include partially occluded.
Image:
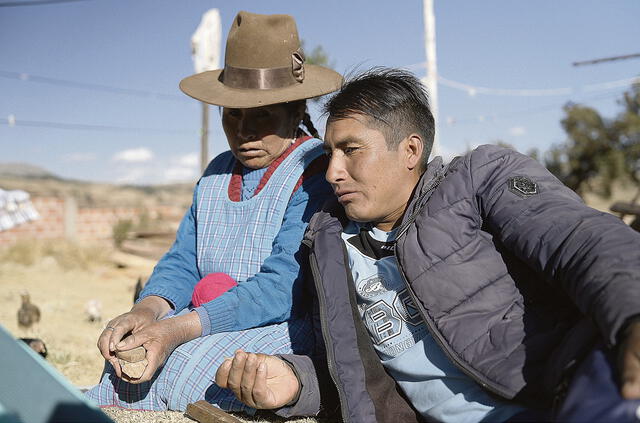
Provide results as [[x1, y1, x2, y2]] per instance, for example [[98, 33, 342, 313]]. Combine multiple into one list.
[[0, 240, 319, 423], [0, 243, 149, 387]]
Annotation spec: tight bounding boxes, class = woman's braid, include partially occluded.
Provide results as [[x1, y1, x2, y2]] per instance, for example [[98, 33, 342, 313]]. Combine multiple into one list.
[[302, 112, 320, 139]]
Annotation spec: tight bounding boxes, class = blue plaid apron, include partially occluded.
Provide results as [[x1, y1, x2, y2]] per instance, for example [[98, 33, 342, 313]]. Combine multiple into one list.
[[86, 139, 323, 413], [196, 138, 322, 282]]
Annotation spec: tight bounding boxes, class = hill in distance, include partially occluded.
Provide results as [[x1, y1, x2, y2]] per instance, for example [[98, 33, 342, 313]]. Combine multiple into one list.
[[0, 162, 192, 208], [0, 162, 59, 179]]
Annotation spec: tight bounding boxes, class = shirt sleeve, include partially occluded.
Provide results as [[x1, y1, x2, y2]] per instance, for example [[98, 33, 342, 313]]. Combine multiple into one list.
[[137, 188, 201, 314], [274, 354, 322, 417], [470, 144, 640, 346], [194, 172, 333, 335]]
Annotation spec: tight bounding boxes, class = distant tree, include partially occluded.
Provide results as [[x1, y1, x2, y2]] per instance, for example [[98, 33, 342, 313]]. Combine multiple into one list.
[[301, 40, 333, 68], [301, 41, 334, 103], [526, 147, 540, 162], [493, 140, 515, 150], [491, 140, 540, 162], [545, 83, 640, 198], [617, 83, 640, 186]]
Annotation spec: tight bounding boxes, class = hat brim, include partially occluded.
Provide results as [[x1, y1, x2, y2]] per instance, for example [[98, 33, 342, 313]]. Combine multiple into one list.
[[179, 65, 343, 108]]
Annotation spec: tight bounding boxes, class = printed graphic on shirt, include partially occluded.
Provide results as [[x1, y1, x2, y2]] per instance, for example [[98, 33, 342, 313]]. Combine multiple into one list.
[[342, 223, 524, 423], [342, 223, 429, 360]]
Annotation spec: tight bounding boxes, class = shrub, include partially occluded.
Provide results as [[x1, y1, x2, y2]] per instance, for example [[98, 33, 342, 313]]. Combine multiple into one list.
[[112, 219, 133, 248]]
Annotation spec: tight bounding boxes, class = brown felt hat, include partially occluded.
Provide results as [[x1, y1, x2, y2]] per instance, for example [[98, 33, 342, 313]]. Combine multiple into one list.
[[180, 11, 343, 108]]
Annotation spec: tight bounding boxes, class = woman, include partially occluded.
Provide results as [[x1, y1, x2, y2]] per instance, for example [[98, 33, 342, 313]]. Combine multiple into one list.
[[86, 11, 341, 414]]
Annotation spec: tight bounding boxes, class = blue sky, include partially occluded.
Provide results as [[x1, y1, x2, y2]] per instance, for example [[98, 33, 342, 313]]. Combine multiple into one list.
[[1, 0, 639, 184]]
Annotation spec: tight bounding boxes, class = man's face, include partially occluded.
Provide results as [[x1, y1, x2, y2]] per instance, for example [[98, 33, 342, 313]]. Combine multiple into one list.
[[324, 114, 419, 231]]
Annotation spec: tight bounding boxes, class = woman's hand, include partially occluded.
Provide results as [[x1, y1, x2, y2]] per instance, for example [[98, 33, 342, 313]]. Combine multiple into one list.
[[215, 350, 300, 409], [96, 296, 172, 379], [111, 310, 202, 384]]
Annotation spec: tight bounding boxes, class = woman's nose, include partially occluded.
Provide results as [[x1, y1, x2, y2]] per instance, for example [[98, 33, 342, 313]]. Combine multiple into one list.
[[238, 118, 257, 141]]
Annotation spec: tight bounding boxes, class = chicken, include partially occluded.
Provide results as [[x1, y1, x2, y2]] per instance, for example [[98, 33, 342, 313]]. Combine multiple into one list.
[[19, 337, 48, 358], [85, 299, 102, 322], [17, 291, 40, 332]]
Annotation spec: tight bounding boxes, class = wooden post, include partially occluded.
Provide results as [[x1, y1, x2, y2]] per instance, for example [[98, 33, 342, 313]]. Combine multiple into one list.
[[63, 196, 77, 240], [200, 102, 209, 173]]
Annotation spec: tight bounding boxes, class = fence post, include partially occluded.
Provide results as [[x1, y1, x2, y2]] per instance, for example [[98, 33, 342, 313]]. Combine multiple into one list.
[[63, 196, 77, 240]]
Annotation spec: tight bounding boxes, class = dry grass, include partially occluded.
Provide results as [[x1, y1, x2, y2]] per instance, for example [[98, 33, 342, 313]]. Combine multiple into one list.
[[0, 240, 148, 387], [0, 239, 112, 269], [0, 240, 322, 422]]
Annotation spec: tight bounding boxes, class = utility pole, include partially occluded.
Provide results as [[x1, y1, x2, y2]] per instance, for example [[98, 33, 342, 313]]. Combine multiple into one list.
[[200, 103, 209, 172], [423, 0, 439, 156], [191, 9, 221, 173], [573, 53, 640, 67]]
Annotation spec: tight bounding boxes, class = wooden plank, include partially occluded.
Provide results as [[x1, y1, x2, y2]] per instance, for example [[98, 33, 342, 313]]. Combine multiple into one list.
[[611, 201, 640, 216], [185, 400, 243, 423]]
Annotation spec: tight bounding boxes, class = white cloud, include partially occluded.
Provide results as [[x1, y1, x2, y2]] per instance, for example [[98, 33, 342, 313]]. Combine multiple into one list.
[[163, 166, 198, 183], [158, 152, 200, 183], [435, 144, 460, 163], [509, 126, 526, 137], [110, 151, 199, 185], [115, 167, 148, 184], [113, 147, 154, 163], [433, 142, 474, 163], [177, 152, 199, 167], [64, 152, 96, 162]]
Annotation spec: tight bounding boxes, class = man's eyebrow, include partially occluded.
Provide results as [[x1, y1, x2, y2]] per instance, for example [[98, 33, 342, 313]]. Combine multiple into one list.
[[324, 137, 362, 152]]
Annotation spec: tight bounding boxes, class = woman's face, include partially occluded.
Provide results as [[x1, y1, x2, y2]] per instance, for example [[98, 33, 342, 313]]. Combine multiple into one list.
[[222, 104, 302, 169]]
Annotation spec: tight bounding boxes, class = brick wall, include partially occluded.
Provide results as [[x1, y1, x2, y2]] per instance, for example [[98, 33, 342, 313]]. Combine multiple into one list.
[[0, 196, 184, 246]]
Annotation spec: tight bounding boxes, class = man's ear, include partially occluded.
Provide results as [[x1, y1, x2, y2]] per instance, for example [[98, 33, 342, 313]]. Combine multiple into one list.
[[403, 134, 424, 171]]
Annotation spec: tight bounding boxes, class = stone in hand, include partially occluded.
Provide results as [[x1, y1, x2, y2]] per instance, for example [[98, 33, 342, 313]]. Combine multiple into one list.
[[116, 346, 148, 379]]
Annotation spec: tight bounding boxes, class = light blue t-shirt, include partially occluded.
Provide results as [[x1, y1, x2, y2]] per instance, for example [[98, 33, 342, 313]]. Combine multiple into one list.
[[341, 221, 524, 423]]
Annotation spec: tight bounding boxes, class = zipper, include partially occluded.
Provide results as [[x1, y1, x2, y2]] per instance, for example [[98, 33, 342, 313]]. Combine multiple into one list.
[[308, 247, 350, 422], [394, 163, 513, 397], [393, 234, 512, 399], [396, 173, 444, 239], [397, 157, 459, 239]]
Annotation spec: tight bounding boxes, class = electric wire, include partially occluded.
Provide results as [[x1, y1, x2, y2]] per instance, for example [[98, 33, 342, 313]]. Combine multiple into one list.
[[0, 117, 196, 134], [0, 0, 90, 7], [405, 62, 640, 97], [445, 91, 624, 125], [0, 70, 188, 102]]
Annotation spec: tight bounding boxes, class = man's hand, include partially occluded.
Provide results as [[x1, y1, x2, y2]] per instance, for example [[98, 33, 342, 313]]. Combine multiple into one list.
[[619, 321, 640, 399], [215, 350, 300, 409]]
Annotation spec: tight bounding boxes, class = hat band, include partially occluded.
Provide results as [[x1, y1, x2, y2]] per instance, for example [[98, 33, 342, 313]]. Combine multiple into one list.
[[222, 65, 301, 90]]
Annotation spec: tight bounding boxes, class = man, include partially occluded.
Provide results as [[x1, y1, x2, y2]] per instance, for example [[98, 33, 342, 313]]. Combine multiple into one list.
[[216, 68, 640, 422]]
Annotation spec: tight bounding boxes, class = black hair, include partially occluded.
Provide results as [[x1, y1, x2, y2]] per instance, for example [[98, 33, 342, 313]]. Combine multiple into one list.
[[285, 100, 320, 139], [323, 67, 435, 169], [301, 111, 320, 139]]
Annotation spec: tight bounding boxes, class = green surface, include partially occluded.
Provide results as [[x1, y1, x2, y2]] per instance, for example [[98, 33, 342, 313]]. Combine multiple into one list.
[[0, 324, 113, 423]]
